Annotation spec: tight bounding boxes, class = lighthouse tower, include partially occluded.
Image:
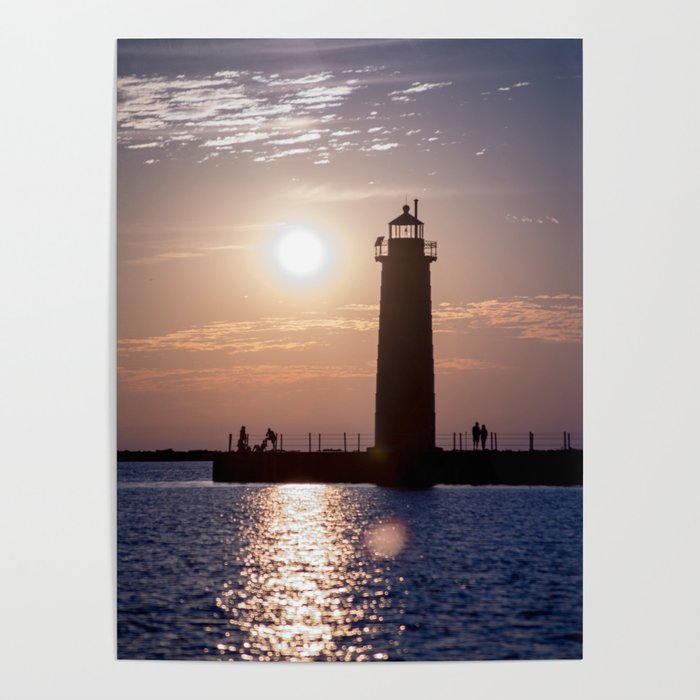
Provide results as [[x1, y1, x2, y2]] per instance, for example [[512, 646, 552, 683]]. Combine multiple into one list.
[[374, 200, 437, 453]]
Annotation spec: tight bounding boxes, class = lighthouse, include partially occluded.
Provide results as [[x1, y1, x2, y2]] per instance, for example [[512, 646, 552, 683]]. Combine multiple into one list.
[[374, 200, 437, 453]]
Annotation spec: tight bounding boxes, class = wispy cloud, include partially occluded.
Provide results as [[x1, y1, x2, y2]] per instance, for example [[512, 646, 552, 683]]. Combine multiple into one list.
[[119, 363, 375, 393], [362, 142, 399, 151], [389, 81, 452, 99], [118, 310, 379, 356], [434, 295, 582, 343], [117, 293, 579, 401], [268, 132, 323, 145], [435, 357, 505, 371], [117, 65, 459, 165], [126, 141, 163, 149], [117, 69, 366, 162], [497, 81, 531, 92], [506, 214, 561, 225], [124, 242, 253, 267]]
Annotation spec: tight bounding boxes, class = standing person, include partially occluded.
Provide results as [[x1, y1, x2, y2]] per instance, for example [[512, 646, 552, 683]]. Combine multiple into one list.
[[471, 422, 480, 451], [480, 423, 488, 450], [265, 427, 277, 451], [237, 425, 248, 452]]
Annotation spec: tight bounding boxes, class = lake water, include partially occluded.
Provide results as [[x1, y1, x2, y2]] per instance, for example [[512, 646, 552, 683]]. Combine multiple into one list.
[[117, 462, 582, 661]]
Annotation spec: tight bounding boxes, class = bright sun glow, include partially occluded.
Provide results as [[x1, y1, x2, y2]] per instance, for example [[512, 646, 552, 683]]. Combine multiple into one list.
[[274, 229, 327, 278]]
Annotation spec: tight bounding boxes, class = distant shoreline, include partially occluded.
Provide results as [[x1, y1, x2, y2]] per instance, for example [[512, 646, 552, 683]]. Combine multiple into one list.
[[117, 449, 222, 462]]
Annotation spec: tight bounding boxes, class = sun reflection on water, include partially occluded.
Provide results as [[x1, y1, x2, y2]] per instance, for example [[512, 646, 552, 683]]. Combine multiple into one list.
[[215, 485, 402, 661]]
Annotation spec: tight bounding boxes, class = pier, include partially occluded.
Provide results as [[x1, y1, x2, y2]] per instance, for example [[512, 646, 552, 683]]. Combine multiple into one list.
[[211, 448, 582, 488]]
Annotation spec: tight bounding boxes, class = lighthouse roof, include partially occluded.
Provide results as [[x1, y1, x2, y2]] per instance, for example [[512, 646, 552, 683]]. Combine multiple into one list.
[[389, 204, 423, 226]]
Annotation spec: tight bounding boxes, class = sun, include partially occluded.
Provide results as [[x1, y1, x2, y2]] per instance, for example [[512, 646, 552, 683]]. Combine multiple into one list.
[[273, 229, 328, 278]]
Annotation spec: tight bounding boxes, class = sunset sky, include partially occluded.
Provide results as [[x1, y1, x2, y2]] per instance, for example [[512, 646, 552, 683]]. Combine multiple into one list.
[[117, 39, 582, 450]]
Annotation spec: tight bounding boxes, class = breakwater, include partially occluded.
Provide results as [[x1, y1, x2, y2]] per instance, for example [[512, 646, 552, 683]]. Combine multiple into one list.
[[118, 449, 221, 462], [212, 448, 582, 488]]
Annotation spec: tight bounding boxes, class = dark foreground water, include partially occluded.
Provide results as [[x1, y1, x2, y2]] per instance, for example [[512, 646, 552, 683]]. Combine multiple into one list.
[[117, 462, 582, 662]]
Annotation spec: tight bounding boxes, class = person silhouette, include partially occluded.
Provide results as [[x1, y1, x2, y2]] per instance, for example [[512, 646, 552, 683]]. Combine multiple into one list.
[[472, 422, 480, 451], [265, 427, 277, 451], [480, 424, 488, 450], [237, 425, 249, 452]]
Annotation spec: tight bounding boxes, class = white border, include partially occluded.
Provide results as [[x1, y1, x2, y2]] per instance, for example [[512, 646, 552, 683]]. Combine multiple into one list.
[[1, 2, 699, 698]]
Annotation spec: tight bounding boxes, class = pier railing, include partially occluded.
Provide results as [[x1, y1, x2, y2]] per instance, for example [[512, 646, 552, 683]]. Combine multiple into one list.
[[236, 431, 583, 453]]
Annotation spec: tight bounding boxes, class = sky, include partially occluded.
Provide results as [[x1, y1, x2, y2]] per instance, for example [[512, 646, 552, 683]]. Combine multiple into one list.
[[117, 39, 582, 450]]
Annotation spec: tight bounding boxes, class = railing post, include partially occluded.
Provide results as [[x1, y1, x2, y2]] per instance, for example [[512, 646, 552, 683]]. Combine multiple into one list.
[[344, 432, 347, 452], [568, 432, 571, 450], [453, 432, 456, 451], [529, 432, 534, 451], [490, 432, 493, 450], [228, 433, 232, 452], [459, 432, 463, 451], [280, 433, 284, 451], [495, 432, 498, 451], [563, 431, 567, 450], [357, 433, 360, 452], [308, 432, 311, 453], [318, 433, 321, 452]]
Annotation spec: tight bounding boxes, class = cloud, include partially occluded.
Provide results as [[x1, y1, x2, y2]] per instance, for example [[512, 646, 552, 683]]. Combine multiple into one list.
[[268, 132, 322, 145], [117, 302, 385, 394], [497, 81, 531, 92], [125, 251, 206, 266], [506, 213, 560, 225], [389, 81, 452, 96], [253, 147, 314, 162], [126, 141, 163, 149], [286, 84, 358, 106], [117, 69, 364, 162], [435, 357, 505, 371], [286, 182, 467, 202], [265, 71, 334, 86], [337, 303, 379, 312], [118, 310, 379, 356], [434, 296, 582, 343], [285, 184, 412, 202], [119, 363, 375, 393], [117, 60, 466, 166], [201, 132, 270, 147], [124, 242, 253, 267], [117, 60, 466, 167], [363, 142, 399, 151]]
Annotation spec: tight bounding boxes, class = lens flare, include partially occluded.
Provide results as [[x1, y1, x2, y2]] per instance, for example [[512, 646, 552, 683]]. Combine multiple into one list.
[[364, 520, 408, 559]]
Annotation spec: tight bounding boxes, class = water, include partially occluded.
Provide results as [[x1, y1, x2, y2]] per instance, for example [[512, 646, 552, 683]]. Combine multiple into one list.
[[117, 462, 582, 661]]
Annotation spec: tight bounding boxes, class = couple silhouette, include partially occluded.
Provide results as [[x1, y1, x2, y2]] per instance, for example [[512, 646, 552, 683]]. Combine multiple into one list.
[[471, 421, 488, 450]]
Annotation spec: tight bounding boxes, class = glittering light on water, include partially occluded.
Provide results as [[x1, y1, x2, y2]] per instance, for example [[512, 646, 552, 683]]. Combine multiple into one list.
[[215, 485, 400, 661]]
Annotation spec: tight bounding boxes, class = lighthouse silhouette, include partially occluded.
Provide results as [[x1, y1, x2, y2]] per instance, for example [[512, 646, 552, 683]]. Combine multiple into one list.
[[374, 199, 437, 454]]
